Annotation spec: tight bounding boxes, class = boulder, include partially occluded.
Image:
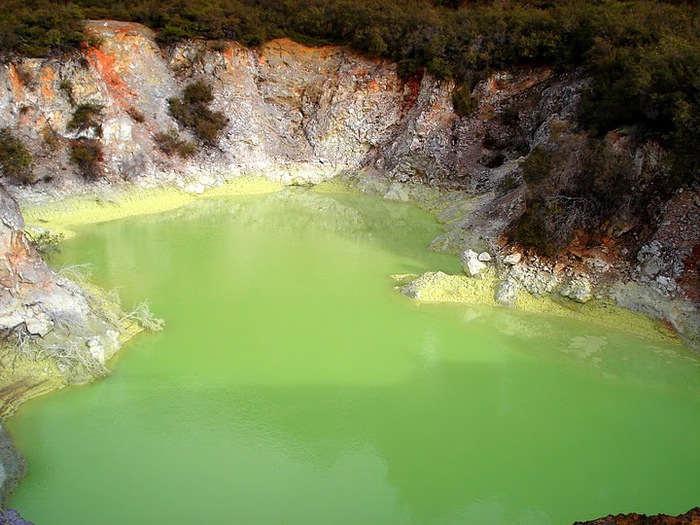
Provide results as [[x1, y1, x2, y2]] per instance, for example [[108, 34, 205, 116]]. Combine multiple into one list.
[[560, 277, 593, 304], [503, 252, 522, 265], [461, 249, 487, 278], [495, 279, 520, 306]]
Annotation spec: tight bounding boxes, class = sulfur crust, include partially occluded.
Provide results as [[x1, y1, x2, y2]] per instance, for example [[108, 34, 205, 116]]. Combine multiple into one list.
[[21, 175, 679, 348], [22, 176, 284, 238], [394, 272, 679, 345]]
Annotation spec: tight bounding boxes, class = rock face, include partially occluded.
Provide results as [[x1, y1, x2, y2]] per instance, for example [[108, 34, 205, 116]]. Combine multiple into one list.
[[0, 423, 25, 506], [0, 21, 582, 196], [574, 507, 700, 525], [0, 185, 139, 416]]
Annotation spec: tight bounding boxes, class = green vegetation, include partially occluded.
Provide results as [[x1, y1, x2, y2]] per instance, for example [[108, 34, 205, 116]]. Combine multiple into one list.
[[510, 132, 636, 255], [67, 104, 104, 138], [2, 0, 700, 253], [167, 80, 226, 145], [0, 0, 85, 57], [25, 230, 65, 260], [154, 130, 196, 157], [451, 81, 478, 118], [69, 139, 103, 180], [0, 129, 34, 184]]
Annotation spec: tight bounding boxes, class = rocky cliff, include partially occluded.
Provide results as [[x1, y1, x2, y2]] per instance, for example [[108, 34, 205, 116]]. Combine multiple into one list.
[[0, 20, 698, 520], [2, 20, 696, 348]]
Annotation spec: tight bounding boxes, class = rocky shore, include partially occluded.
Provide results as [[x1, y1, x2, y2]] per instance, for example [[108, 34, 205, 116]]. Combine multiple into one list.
[[574, 507, 700, 525]]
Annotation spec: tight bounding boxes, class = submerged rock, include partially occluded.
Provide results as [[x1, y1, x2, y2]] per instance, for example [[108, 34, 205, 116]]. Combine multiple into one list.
[[0, 509, 34, 525]]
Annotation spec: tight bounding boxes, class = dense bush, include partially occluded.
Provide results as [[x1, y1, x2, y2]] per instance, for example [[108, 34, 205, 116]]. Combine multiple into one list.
[[0, 129, 34, 184], [451, 81, 478, 118], [2, 0, 700, 253], [168, 80, 226, 144], [0, 0, 85, 57], [154, 131, 196, 157], [510, 135, 636, 254], [67, 104, 104, 138], [521, 146, 552, 186], [69, 138, 103, 180]]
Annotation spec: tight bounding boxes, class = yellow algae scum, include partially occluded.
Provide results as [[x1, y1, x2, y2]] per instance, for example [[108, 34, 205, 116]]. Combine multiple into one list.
[[22, 177, 284, 238], [20, 175, 681, 348], [393, 271, 680, 346]]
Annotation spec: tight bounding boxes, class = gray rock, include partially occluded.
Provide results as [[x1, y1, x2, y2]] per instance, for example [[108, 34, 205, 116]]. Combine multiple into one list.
[[86, 337, 106, 364], [509, 266, 558, 296], [560, 277, 593, 303], [610, 281, 700, 352], [478, 252, 492, 262], [461, 249, 487, 278], [383, 183, 411, 202], [0, 423, 26, 508], [495, 279, 520, 306], [637, 241, 666, 278], [0, 509, 35, 525], [503, 253, 522, 265]]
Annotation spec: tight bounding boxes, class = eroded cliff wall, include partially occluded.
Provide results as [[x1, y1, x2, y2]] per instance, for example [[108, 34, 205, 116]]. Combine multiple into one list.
[[0, 20, 697, 345]]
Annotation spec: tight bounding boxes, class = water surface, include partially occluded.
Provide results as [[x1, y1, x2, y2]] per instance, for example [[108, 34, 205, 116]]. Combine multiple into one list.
[[8, 189, 700, 524]]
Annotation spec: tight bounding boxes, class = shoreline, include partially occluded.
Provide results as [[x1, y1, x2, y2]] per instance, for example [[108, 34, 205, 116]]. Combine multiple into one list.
[[19, 174, 689, 349], [21, 176, 285, 239], [1, 173, 697, 517]]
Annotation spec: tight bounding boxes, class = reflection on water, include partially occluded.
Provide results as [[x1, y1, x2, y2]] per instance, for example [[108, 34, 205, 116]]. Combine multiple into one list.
[[8, 189, 700, 525]]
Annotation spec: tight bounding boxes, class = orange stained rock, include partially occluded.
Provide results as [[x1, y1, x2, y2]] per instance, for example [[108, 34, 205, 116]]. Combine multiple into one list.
[[39, 67, 57, 101], [7, 65, 26, 101], [86, 45, 136, 110]]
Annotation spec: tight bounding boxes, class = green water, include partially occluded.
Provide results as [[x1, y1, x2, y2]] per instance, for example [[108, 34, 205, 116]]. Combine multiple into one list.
[[7, 189, 700, 524]]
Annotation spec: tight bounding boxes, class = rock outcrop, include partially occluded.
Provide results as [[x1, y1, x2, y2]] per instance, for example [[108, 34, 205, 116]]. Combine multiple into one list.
[[574, 507, 700, 525], [0, 183, 145, 503], [0, 423, 24, 507], [2, 21, 697, 349]]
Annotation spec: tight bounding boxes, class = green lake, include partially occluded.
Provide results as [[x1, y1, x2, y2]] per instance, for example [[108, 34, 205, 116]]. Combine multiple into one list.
[[7, 189, 700, 524]]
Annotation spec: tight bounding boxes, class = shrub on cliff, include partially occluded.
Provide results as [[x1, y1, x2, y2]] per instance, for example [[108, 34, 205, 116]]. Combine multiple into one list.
[[154, 130, 196, 157], [510, 135, 636, 254], [0, 0, 84, 56], [69, 139, 103, 181], [452, 81, 478, 118], [167, 80, 227, 145], [0, 129, 34, 185], [67, 104, 104, 138]]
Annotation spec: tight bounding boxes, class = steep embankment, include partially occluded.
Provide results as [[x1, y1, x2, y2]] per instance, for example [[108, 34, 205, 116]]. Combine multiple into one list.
[[0, 183, 146, 503], [1, 20, 697, 348]]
